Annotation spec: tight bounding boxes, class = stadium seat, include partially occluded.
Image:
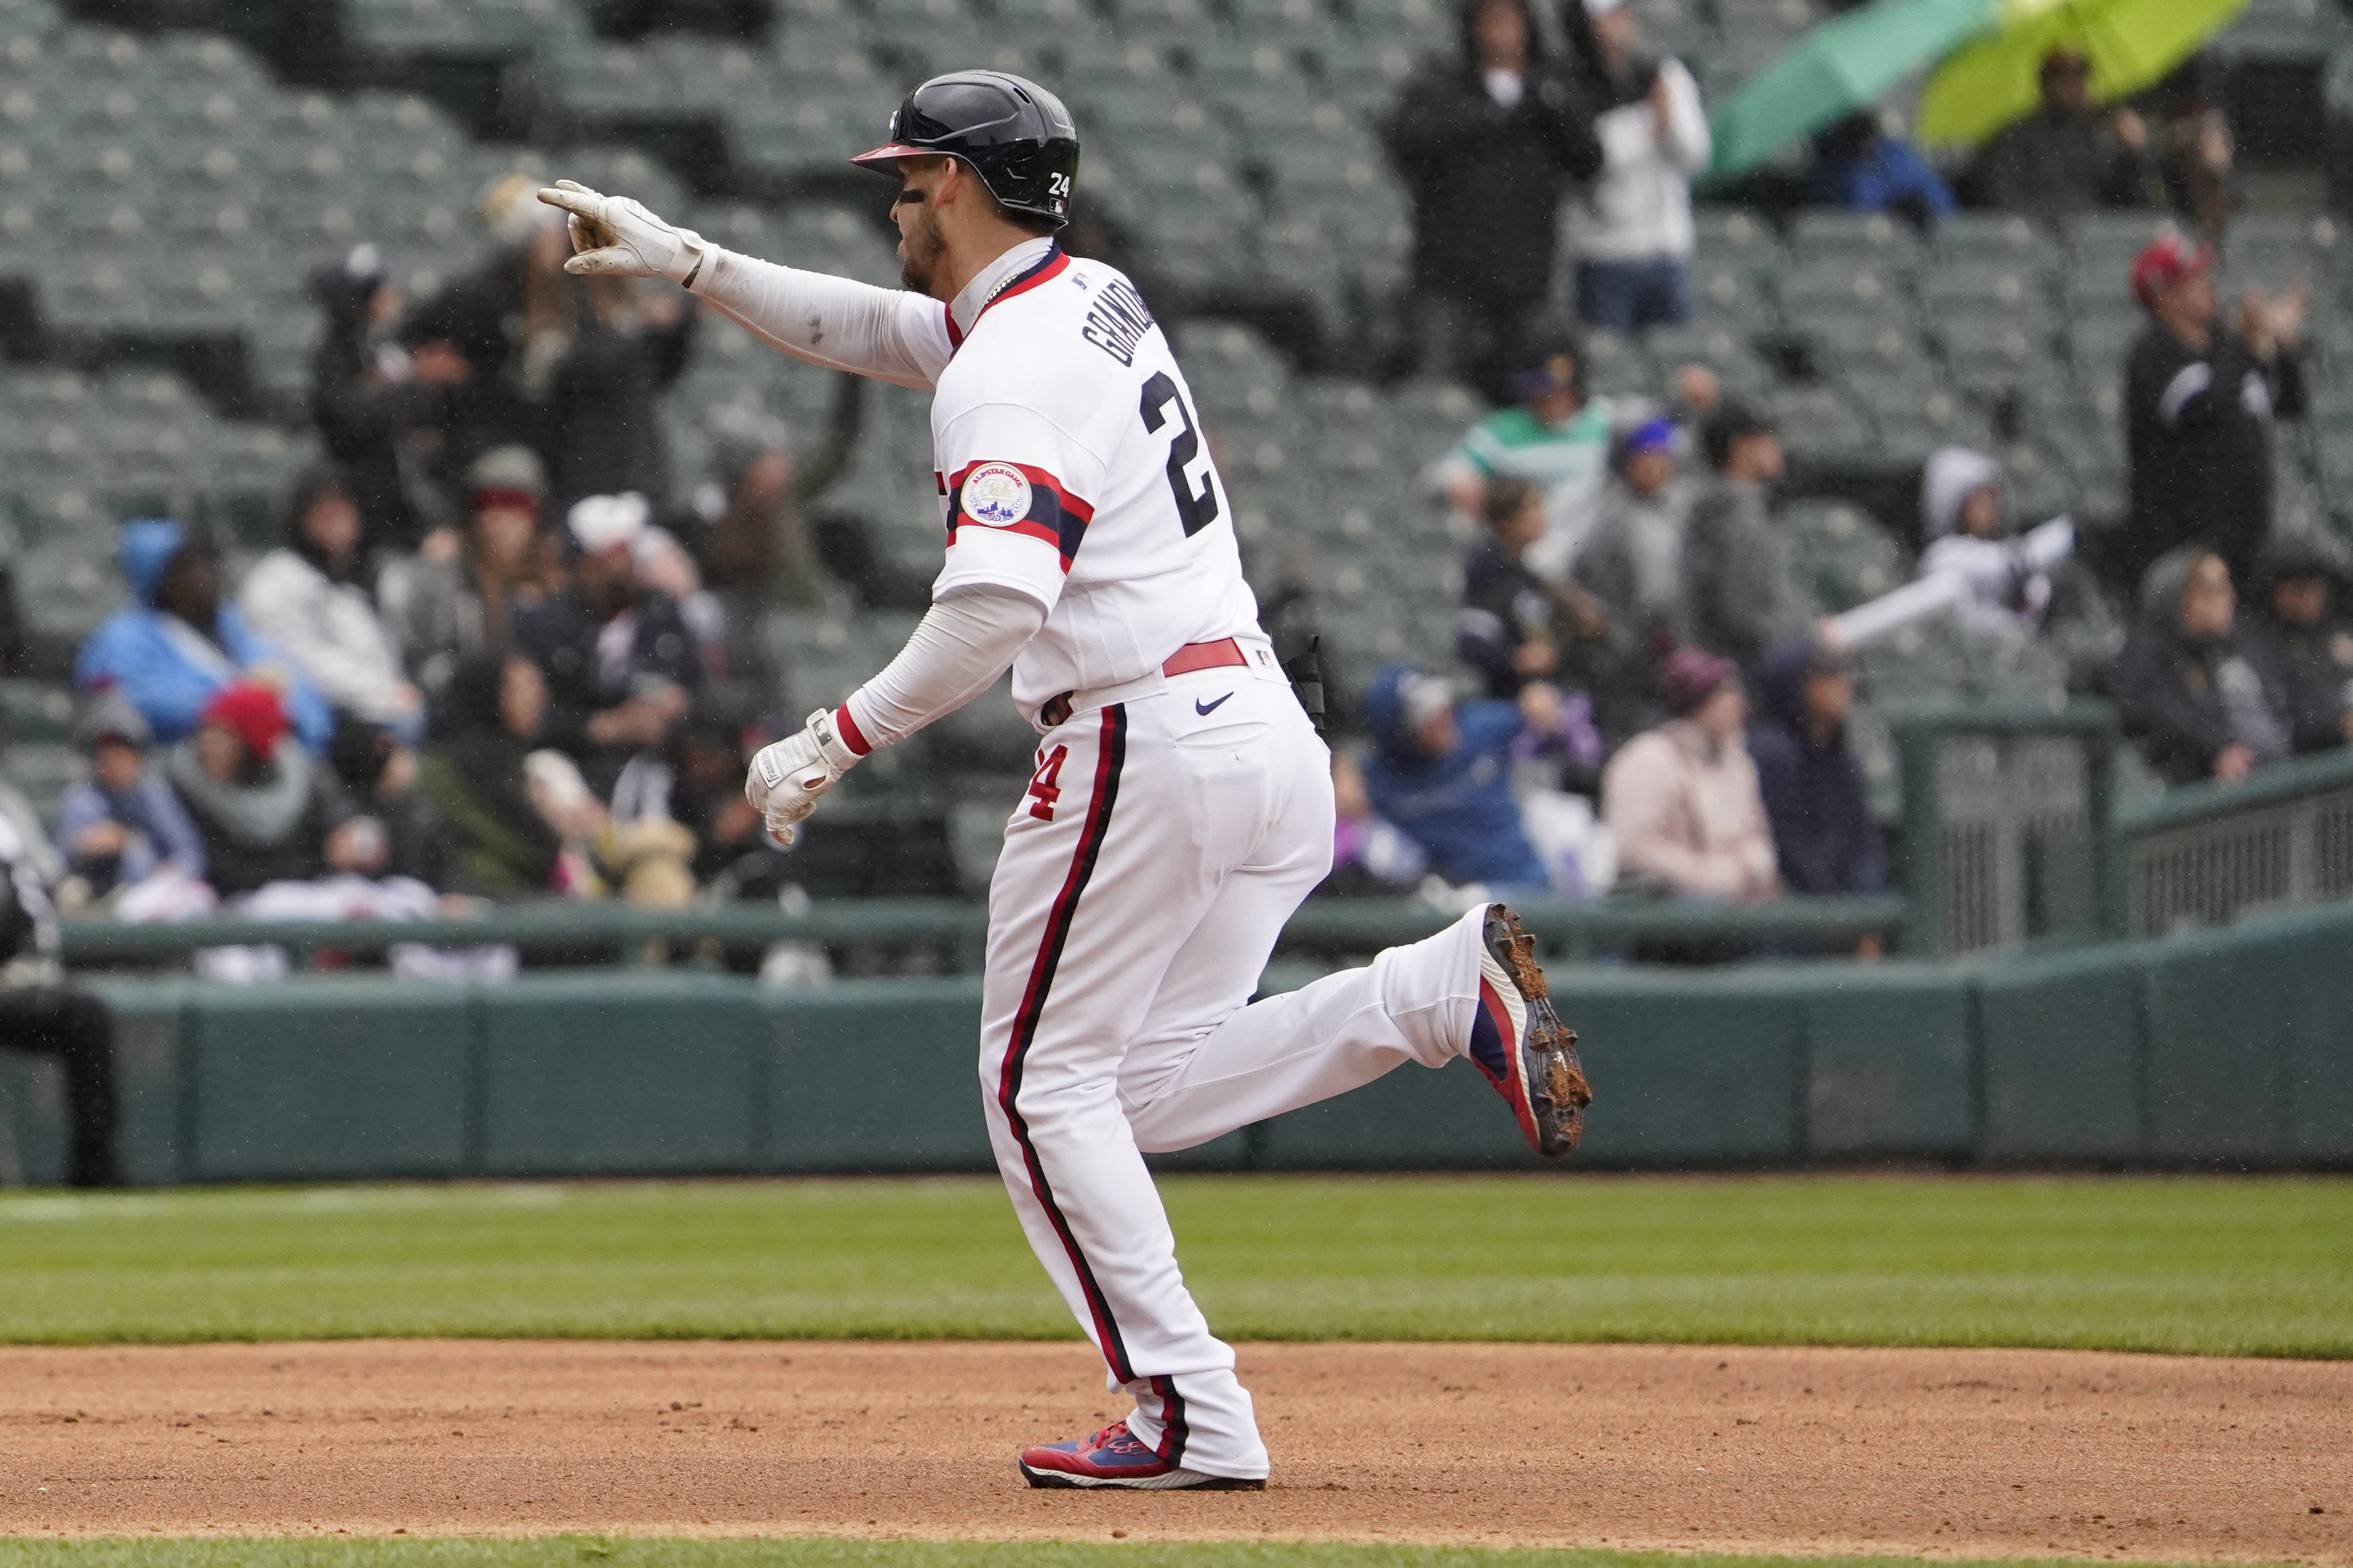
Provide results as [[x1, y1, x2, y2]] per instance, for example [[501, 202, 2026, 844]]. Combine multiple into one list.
[[1787, 210, 1926, 274]]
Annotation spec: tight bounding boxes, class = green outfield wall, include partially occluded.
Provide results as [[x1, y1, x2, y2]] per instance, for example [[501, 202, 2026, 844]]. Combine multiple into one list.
[[3, 899, 2350, 1184]]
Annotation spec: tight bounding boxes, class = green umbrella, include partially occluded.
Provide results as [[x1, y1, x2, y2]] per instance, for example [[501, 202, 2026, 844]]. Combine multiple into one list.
[[1703, 0, 2002, 185], [1917, 0, 2253, 147]]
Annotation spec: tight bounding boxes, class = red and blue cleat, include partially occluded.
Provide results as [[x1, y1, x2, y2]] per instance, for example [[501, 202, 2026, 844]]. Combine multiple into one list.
[[1018, 1420, 1266, 1490], [1466, 903, 1592, 1158]]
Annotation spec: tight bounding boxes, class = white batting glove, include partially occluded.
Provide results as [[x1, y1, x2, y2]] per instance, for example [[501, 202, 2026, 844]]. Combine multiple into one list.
[[745, 708, 863, 846], [536, 179, 707, 283]]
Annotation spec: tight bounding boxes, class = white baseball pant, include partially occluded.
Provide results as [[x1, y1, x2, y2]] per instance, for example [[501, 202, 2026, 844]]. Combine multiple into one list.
[[979, 648, 1490, 1480]]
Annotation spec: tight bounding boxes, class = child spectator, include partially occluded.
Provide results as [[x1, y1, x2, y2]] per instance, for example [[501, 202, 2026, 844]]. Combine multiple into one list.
[[1458, 476, 1561, 698], [76, 520, 333, 753], [163, 682, 387, 899], [52, 694, 205, 908], [1918, 447, 2056, 635], [1747, 637, 1885, 902], [239, 464, 426, 742], [2112, 548, 2293, 785], [1601, 647, 1778, 902], [1577, 413, 1694, 655], [2242, 536, 2353, 755]]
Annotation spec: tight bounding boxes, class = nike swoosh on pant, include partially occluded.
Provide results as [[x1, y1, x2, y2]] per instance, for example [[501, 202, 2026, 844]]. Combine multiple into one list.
[[1194, 693, 1232, 716]]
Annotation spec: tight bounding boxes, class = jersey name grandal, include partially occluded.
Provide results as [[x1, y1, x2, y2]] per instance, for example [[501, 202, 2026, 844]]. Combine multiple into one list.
[[1080, 278, 1156, 367]]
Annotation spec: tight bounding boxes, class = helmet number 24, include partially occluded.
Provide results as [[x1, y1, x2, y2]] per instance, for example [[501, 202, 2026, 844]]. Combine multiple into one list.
[[1139, 371, 1220, 539]]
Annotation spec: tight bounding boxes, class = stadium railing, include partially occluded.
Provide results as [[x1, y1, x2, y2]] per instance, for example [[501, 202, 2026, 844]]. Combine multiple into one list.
[[56, 893, 1911, 971], [1890, 703, 2119, 957], [2113, 746, 2353, 940]]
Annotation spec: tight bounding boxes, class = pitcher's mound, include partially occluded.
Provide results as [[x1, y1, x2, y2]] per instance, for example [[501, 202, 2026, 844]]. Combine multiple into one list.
[[3, 1341, 2346, 1561]]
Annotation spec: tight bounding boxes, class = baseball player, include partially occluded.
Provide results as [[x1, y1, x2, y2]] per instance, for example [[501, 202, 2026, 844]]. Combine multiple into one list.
[[539, 70, 1590, 1491]]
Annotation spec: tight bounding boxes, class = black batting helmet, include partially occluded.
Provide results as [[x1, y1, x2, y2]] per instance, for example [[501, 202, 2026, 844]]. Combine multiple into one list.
[[850, 71, 1081, 230]]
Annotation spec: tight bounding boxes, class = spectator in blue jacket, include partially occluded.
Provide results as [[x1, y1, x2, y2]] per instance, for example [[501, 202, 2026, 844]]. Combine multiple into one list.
[[1361, 663, 1583, 891], [1807, 112, 1956, 229], [52, 692, 206, 906], [1747, 635, 1885, 900], [74, 520, 334, 755]]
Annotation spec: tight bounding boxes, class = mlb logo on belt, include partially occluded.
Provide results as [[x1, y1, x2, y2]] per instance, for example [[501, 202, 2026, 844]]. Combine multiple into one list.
[[962, 463, 1032, 526]]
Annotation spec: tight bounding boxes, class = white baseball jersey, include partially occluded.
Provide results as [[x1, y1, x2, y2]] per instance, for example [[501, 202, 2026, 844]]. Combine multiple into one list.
[[922, 244, 1263, 719]]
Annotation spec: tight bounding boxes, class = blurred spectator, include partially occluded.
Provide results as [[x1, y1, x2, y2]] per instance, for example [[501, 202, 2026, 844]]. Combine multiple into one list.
[[239, 465, 427, 742], [1807, 113, 1956, 229], [1563, 0, 1709, 333], [531, 747, 696, 907], [162, 683, 384, 899], [683, 383, 866, 612], [0, 746, 120, 1187], [611, 704, 762, 893], [631, 520, 782, 733], [2119, 233, 2306, 592], [1918, 447, 2053, 635], [1382, 0, 1602, 388], [53, 694, 205, 909], [2146, 60, 2237, 240], [416, 654, 566, 899], [1972, 48, 2164, 226], [1458, 475, 1562, 698], [1577, 413, 1694, 655], [593, 0, 774, 40], [399, 177, 566, 494], [329, 722, 453, 892], [512, 495, 701, 796], [76, 520, 334, 755], [308, 243, 456, 553], [2112, 548, 2292, 785], [1434, 342, 1614, 581], [1747, 637, 1884, 900], [379, 445, 549, 706], [1601, 648, 1778, 902], [2240, 536, 2353, 755], [540, 272, 697, 516], [1682, 404, 1803, 674], [1318, 751, 1428, 896], [1359, 665, 1604, 894]]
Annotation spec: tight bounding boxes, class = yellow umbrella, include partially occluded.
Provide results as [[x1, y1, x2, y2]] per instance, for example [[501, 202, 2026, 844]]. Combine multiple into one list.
[[1916, 0, 2253, 147]]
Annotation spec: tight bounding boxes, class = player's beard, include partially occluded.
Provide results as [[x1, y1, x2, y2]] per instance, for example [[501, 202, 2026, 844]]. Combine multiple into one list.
[[898, 205, 948, 297]]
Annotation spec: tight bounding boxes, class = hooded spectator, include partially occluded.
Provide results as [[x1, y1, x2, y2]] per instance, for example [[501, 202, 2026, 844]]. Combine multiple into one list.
[[1972, 48, 2165, 226], [76, 520, 334, 754], [1434, 341, 1616, 581], [239, 464, 426, 741], [0, 738, 120, 1186], [684, 382, 866, 610], [1807, 113, 1956, 227], [1562, 0, 1710, 332], [1601, 647, 1778, 902], [1382, 0, 1602, 388], [1458, 475, 1563, 699], [2119, 232, 2307, 593], [1681, 403, 1804, 674], [1359, 664, 1551, 891], [163, 682, 382, 899], [2112, 547, 2293, 785], [2240, 535, 2353, 755], [1918, 446, 2055, 635], [416, 654, 567, 899], [1747, 637, 1884, 899], [511, 494, 702, 795], [307, 242, 453, 553], [52, 693, 206, 906], [378, 444, 548, 706]]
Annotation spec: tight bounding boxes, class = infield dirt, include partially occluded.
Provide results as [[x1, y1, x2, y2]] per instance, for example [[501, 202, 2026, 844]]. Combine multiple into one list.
[[2, 1341, 2345, 1562]]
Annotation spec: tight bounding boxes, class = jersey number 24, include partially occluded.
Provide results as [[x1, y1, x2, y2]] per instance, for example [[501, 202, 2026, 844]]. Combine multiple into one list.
[[1140, 371, 1219, 538]]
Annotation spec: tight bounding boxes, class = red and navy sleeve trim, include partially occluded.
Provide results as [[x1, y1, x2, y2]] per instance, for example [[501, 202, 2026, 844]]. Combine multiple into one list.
[[945, 459, 1093, 572]]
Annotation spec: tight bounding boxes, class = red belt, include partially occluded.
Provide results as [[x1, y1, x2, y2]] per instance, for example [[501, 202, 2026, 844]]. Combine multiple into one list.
[[1041, 640, 1251, 727]]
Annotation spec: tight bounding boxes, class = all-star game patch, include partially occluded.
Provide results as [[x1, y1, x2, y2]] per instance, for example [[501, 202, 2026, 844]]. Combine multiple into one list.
[[961, 463, 1033, 527]]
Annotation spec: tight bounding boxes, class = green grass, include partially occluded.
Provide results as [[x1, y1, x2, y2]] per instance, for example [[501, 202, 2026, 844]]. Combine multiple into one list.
[[0, 1544, 2305, 1568], [0, 1174, 2346, 1355]]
